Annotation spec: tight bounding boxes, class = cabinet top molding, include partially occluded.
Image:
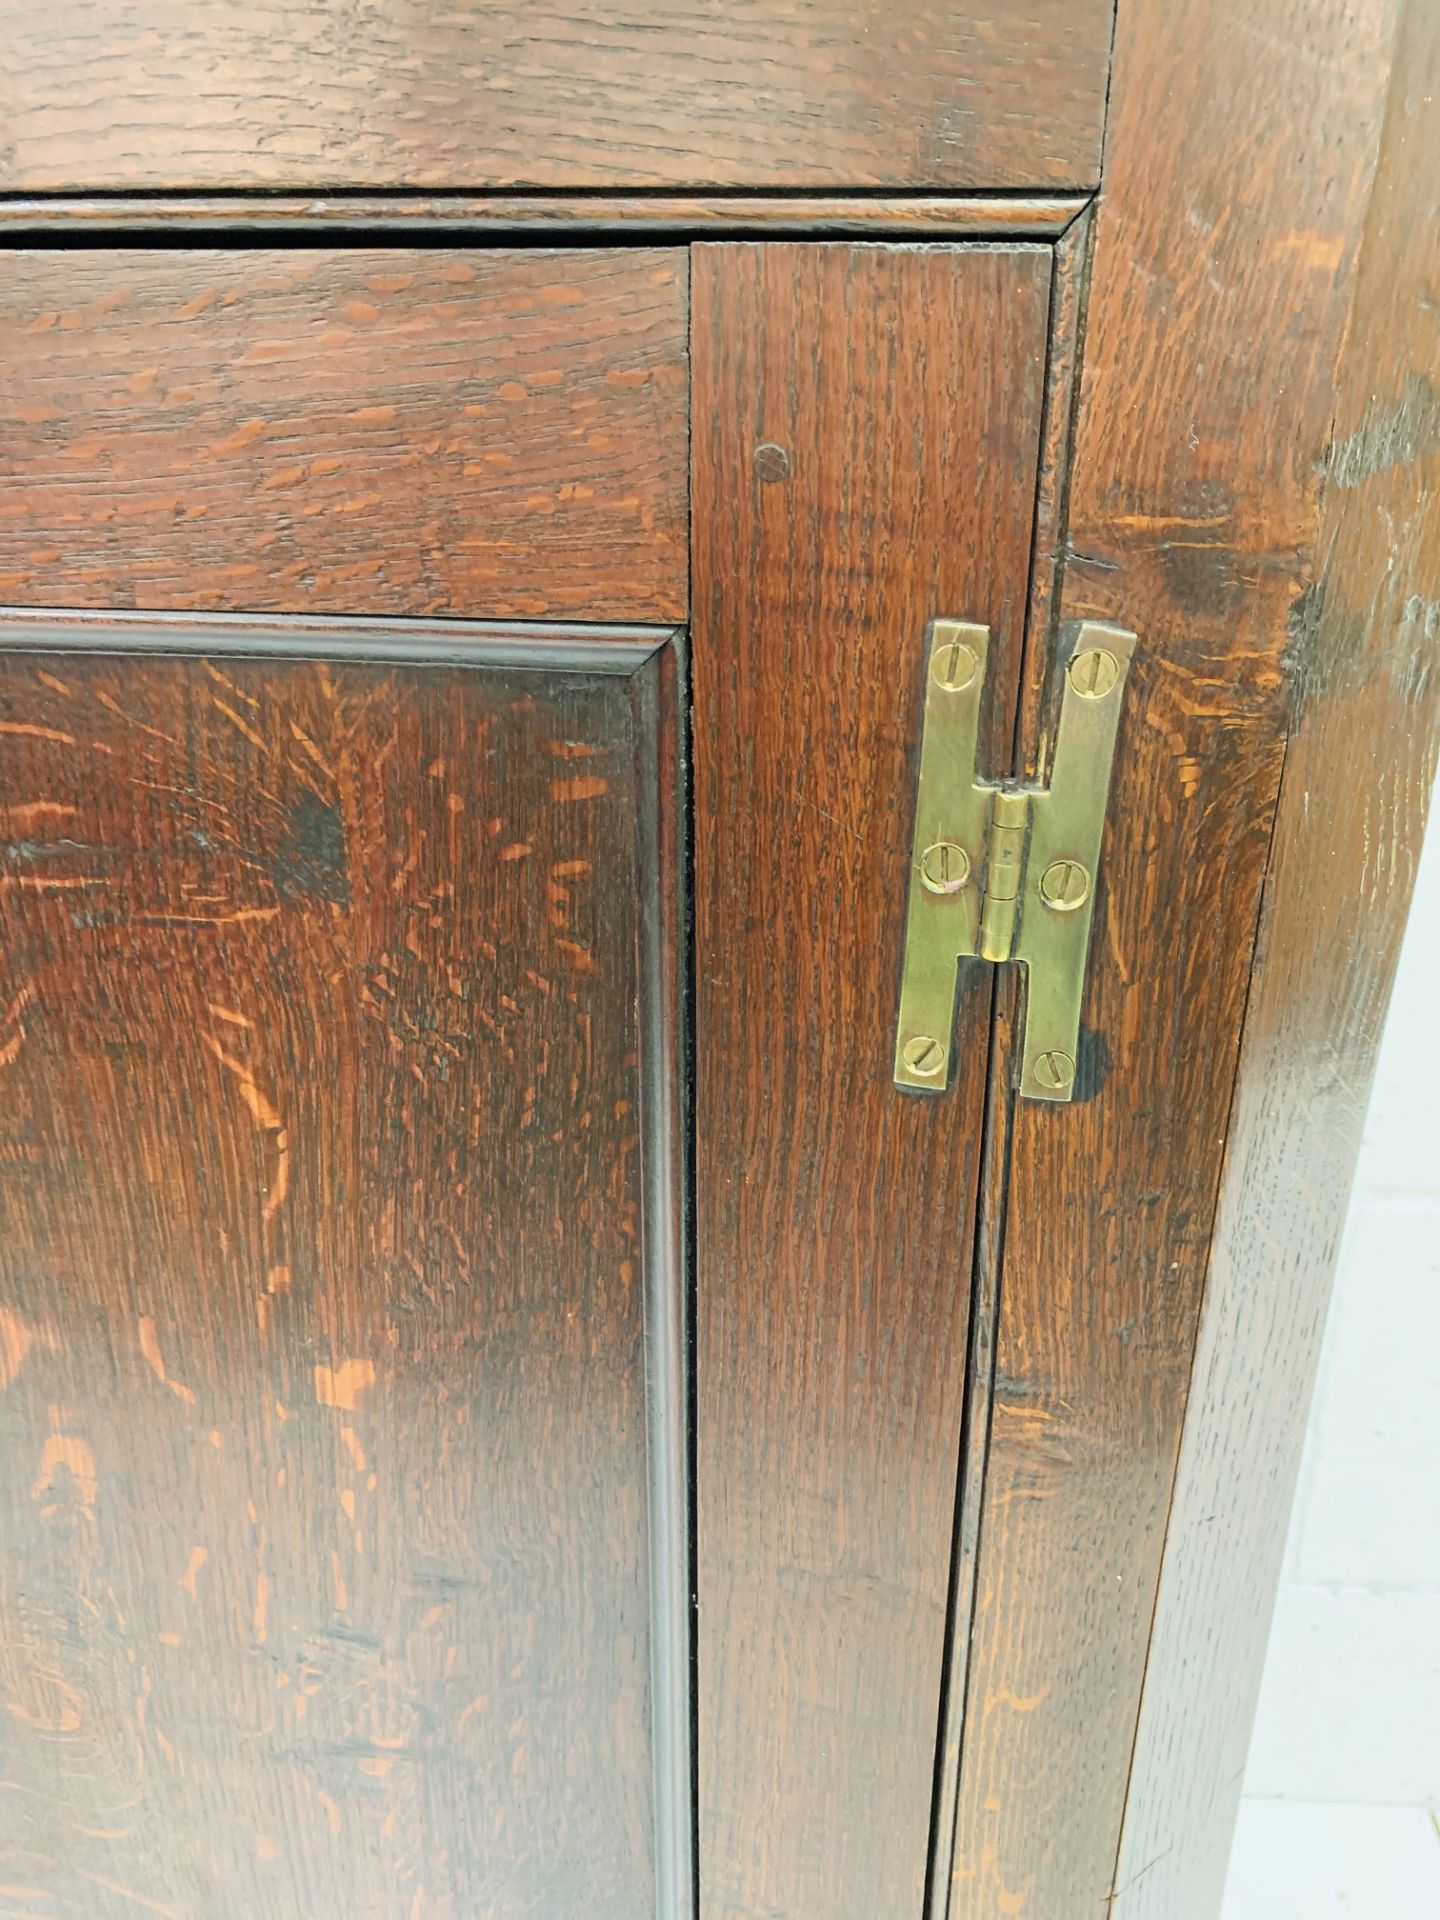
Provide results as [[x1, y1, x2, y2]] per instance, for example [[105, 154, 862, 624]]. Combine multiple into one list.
[[0, 0, 1113, 195], [0, 193, 1091, 239]]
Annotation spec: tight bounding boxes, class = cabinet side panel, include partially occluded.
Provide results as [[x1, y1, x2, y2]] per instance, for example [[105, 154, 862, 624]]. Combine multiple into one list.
[[1114, 2, 1440, 1910], [0, 249, 688, 624], [691, 240, 1051, 1920], [950, 1, 1402, 1913], [1, 1, 1113, 192], [0, 645, 663, 1919]]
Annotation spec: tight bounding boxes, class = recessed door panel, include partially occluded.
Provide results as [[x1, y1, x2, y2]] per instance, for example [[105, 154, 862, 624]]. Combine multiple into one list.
[[0, 625, 686, 1920]]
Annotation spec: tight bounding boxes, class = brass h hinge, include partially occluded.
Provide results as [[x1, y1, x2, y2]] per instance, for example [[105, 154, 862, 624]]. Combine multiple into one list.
[[893, 617, 1135, 1103]]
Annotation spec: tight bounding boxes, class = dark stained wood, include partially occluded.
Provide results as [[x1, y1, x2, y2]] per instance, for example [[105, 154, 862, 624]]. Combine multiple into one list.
[[925, 201, 1094, 1920], [0, 249, 688, 624], [0, 623, 688, 1919], [0, 2, 1113, 193], [948, 3, 1405, 1915], [691, 240, 1052, 1920], [0, 193, 1091, 239], [1113, 3, 1440, 1909]]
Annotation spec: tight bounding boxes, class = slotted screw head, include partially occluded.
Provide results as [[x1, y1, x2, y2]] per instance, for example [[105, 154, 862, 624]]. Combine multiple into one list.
[[1031, 1048, 1076, 1092], [932, 638, 979, 692], [1067, 647, 1120, 699], [920, 840, 970, 895], [901, 1035, 946, 1077], [1039, 858, 1090, 911]]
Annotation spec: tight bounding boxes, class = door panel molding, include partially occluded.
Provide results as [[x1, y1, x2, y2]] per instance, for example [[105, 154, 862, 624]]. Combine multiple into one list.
[[0, 193, 1094, 241], [0, 609, 672, 675], [0, 617, 693, 1919]]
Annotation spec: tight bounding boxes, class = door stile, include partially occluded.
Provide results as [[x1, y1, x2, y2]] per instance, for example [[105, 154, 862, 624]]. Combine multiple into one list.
[[923, 202, 1098, 1920]]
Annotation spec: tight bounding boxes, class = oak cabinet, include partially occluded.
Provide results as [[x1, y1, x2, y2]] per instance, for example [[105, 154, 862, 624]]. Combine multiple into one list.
[[1, 7, 1436, 1920]]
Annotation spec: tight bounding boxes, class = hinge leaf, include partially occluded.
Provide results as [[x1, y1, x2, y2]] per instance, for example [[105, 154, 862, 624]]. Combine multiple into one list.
[[893, 616, 1136, 1103]]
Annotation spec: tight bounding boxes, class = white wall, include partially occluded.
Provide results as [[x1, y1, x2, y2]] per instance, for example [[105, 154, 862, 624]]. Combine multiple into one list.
[[1223, 782, 1440, 1916]]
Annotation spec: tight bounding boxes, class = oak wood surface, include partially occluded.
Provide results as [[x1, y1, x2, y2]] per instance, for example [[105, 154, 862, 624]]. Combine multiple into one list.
[[691, 240, 1051, 1920], [0, 2, 1114, 193], [0, 194, 1091, 239], [946, 3, 1404, 1914], [0, 631, 681, 1919], [1112, 2, 1440, 1909], [0, 249, 688, 624], [924, 204, 1094, 1920]]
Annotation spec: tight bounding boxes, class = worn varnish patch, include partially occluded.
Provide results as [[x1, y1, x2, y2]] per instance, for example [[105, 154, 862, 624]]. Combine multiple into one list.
[[0, 647, 662, 1917]]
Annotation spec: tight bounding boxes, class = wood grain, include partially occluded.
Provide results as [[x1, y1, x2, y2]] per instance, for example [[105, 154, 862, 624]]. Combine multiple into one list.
[[0, 249, 688, 623], [0, 1, 1114, 193], [0, 194, 1092, 239], [691, 241, 1051, 1920], [925, 203, 1094, 1920], [0, 626, 685, 1919], [948, 2, 1403, 1914], [1113, 2, 1440, 1909]]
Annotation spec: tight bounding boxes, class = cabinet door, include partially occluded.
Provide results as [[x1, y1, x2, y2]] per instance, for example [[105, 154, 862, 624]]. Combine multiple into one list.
[[0, 233, 1058, 1920]]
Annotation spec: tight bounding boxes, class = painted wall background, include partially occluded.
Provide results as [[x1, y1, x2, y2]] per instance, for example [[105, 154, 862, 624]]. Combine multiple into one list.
[[1223, 782, 1440, 1915]]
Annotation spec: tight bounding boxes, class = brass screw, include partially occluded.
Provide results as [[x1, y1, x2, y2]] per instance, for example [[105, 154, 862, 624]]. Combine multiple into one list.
[[1068, 647, 1120, 699], [1039, 858, 1090, 911], [920, 840, 970, 894], [1032, 1049, 1076, 1092], [932, 638, 979, 692], [902, 1035, 946, 1077]]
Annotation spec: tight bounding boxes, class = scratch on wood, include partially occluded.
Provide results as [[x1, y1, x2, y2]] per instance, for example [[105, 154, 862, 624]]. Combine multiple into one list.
[[0, 720, 76, 745], [74, 1866, 182, 1917], [201, 1033, 290, 1222], [138, 1316, 198, 1405], [2, 800, 77, 827], [0, 1308, 34, 1390], [210, 695, 270, 755], [180, 1545, 208, 1597], [549, 774, 609, 802]]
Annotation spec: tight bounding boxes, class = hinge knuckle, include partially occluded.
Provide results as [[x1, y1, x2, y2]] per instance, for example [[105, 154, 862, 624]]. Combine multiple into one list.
[[977, 789, 1029, 962]]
